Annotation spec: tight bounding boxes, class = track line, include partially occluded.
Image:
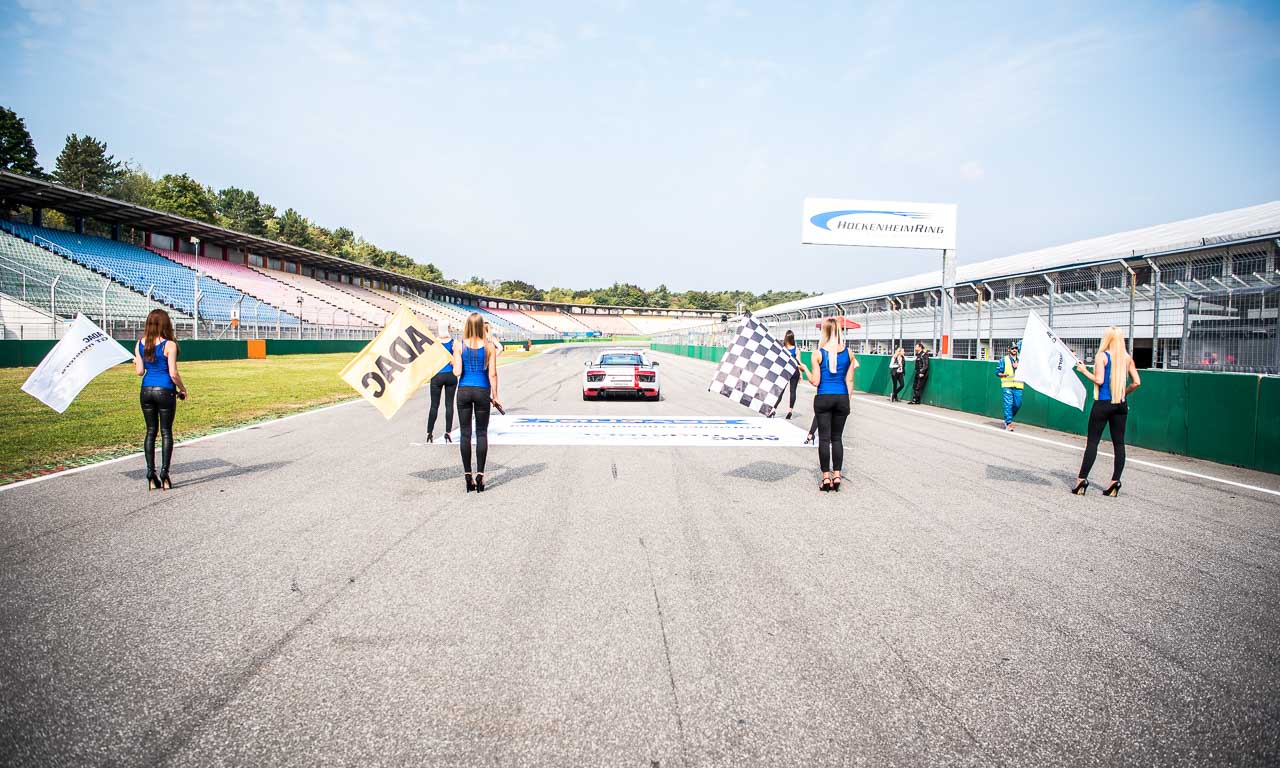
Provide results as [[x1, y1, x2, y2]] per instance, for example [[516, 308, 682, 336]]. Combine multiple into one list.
[[853, 394, 1280, 499]]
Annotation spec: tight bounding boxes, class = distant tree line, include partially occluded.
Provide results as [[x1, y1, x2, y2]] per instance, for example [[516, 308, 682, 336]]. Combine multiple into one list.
[[0, 106, 810, 310]]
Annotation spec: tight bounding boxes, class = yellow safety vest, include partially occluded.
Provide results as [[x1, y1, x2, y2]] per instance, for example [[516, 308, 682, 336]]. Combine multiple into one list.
[[999, 355, 1024, 389]]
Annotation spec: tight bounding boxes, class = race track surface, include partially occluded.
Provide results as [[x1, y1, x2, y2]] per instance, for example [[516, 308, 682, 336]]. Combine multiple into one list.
[[2, 344, 1278, 767]]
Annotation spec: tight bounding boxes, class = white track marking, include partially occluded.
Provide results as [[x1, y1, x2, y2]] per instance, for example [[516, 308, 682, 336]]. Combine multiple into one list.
[[853, 394, 1280, 498], [0, 344, 567, 494]]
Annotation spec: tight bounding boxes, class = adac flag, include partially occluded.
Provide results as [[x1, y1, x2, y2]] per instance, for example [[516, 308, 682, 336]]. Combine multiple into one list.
[[340, 305, 453, 419], [22, 314, 132, 413], [1015, 310, 1087, 410]]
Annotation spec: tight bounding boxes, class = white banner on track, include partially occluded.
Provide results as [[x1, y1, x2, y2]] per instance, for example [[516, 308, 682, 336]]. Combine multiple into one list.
[[446, 415, 811, 446]]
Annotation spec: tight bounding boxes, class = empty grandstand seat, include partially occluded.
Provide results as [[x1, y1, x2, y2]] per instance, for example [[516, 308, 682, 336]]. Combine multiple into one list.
[[0, 222, 297, 326], [0, 230, 187, 323]]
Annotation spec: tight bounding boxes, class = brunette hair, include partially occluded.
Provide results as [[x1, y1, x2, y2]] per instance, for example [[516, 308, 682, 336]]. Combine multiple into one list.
[[783, 330, 795, 346], [142, 309, 176, 362]]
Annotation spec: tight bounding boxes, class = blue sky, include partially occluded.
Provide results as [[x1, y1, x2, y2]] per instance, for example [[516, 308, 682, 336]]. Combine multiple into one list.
[[2, 0, 1278, 293]]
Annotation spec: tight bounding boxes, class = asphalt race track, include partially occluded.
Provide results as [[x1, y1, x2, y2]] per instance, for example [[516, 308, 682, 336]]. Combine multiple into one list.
[[2, 344, 1278, 767]]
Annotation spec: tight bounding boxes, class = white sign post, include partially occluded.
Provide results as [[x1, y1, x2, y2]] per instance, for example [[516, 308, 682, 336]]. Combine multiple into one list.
[[801, 197, 959, 356]]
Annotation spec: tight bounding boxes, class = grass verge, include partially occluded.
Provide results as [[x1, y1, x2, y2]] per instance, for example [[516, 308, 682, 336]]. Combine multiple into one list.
[[0, 347, 542, 482]]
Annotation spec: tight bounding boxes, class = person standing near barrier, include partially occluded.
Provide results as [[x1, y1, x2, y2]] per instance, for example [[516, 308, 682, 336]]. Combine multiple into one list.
[[781, 330, 810, 420], [804, 318, 857, 492], [454, 313, 501, 493], [1073, 326, 1141, 496], [426, 319, 457, 444], [909, 342, 932, 404], [133, 309, 187, 490], [997, 342, 1023, 431], [889, 347, 906, 402]]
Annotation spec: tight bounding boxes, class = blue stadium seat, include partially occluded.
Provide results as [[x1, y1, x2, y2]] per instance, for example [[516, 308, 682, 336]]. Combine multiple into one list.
[[0, 222, 299, 326]]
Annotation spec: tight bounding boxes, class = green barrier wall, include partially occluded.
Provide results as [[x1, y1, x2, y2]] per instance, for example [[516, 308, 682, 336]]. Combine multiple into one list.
[[2, 338, 372, 366], [652, 343, 1277, 474]]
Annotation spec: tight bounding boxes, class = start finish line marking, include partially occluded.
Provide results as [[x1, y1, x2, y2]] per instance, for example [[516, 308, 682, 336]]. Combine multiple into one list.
[[429, 415, 811, 447]]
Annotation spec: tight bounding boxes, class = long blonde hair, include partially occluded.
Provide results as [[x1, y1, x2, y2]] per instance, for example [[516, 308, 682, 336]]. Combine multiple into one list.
[[463, 312, 485, 342], [1097, 326, 1129, 403], [819, 317, 843, 373]]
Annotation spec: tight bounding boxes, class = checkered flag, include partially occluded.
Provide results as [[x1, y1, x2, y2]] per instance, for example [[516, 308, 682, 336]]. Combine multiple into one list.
[[709, 312, 799, 417]]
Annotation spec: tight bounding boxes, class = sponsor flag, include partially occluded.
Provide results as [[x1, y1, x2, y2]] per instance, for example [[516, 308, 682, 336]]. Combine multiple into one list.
[[709, 312, 798, 417], [22, 314, 132, 413], [1015, 311, 1086, 410], [339, 305, 453, 419]]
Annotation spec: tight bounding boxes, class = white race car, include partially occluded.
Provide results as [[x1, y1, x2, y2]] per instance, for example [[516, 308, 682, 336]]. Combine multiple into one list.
[[582, 349, 661, 401]]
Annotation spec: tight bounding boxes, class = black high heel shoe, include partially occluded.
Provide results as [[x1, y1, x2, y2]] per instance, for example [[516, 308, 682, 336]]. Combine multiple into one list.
[[831, 473, 842, 492], [426, 433, 434, 444], [160, 473, 172, 491], [475, 473, 485, 493], [1071, 479, 1089, 495], [820, 474, 832, 492], [464, 473, 475, 493], [1103, 481, 1121, 497], [147, 471, 160, 490], [444, 433, 453, 444]]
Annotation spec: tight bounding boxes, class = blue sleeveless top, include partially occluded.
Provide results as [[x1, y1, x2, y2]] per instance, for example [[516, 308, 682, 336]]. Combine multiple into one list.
[[1098, 352, 1113, 401], [440, 339, 454, 375], [815, 348, 851, 395], [138, 339, 175, 390], [458, 344, 489, 388]]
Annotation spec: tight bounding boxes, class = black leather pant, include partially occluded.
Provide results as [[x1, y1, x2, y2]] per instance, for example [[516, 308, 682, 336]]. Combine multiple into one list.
[[457, 386, 491, 474], [140, 386, 177, 474], [891, 370, 905, 401], [1079, 400, 1129, 482], [813, 394, 851, 473], [427, 371, 458, 435]]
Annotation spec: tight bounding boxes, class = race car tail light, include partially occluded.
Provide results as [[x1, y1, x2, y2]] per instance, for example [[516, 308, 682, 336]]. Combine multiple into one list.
[[638, 371, 656, 383], [587, 371, 605, 382]]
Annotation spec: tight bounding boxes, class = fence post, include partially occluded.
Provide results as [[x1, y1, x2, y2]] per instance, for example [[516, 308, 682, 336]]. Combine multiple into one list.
[[1181, 295, 1193, 367], [1116, 260, 1136, 345], [1146, 258, 1163, 368]]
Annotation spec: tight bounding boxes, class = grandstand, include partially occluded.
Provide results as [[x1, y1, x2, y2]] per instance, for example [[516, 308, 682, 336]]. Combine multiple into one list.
[[0, 170, 726, 341], [0, 221, 298, 330], [706, 201, 1280, 374], [0, 230, 189, 337]]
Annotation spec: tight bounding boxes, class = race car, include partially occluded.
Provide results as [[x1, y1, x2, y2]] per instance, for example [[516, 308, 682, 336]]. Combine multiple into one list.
[[582, 349, 661, 401]]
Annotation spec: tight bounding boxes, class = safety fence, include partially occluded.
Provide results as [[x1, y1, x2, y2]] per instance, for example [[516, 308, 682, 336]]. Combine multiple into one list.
[[651, 343, 1279, 475]]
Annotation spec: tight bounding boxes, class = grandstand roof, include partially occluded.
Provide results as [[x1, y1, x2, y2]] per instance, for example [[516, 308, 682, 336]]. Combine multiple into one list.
[[760, 201, 1280, 316], [0, 170, 721, 317]]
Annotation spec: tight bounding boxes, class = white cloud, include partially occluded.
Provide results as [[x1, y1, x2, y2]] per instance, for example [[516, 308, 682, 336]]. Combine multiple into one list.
[[960, 160, 985, 182], [577, 22, 600, 41]]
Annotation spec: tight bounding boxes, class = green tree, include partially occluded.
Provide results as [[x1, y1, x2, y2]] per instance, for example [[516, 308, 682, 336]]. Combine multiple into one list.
[[52, 133, 122, 193], [112, 162, 156, 206], [216, 187, 271, 235], [149, 173, 217, 222], [0, 107, 43, 177], [276, 208, 313, 248], [496, 279, 542, 301]]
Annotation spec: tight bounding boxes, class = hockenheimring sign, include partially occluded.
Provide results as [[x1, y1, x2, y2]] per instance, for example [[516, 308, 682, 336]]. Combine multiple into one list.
[[801, 197, 959, 355]]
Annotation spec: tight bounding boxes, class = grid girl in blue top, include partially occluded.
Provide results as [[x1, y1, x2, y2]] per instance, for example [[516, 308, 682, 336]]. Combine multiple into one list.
[[452, 313, 502, 492], [426, 319, 457, 444], [1072, 326, 1141, 497], [132, 309, 187, 490], [803, 317, 858, 492]]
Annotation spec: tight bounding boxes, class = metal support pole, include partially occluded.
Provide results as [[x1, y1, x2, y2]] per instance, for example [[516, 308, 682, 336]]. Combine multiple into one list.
[[1146, 258, 1163, 368], [973, 284, 983, 360], [863, 303, 870, 353], [1043, 274, 1056, 327], [1117, 260, 1136, 345], [940, 248, 955, 356], [101, 281, 108, 330], [192, 237, 201, 340], [50, 275, 59, 337]]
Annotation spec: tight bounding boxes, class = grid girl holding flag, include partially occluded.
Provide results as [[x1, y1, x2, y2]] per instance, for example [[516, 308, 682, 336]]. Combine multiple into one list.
[[134, 309, 187, 490], [1072, 326, 1141, 497]]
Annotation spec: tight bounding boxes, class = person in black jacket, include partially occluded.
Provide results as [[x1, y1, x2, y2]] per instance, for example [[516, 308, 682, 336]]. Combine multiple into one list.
[[909, 343, 931, 404]]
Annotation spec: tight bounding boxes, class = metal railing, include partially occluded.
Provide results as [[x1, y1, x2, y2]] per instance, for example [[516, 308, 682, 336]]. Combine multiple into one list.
[[655, 238, 1280, 374]]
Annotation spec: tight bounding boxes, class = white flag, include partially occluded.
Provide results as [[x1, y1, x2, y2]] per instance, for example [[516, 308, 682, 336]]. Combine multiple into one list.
[[22, 314, 132, 413], [1015, 311, 1086, 411]]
